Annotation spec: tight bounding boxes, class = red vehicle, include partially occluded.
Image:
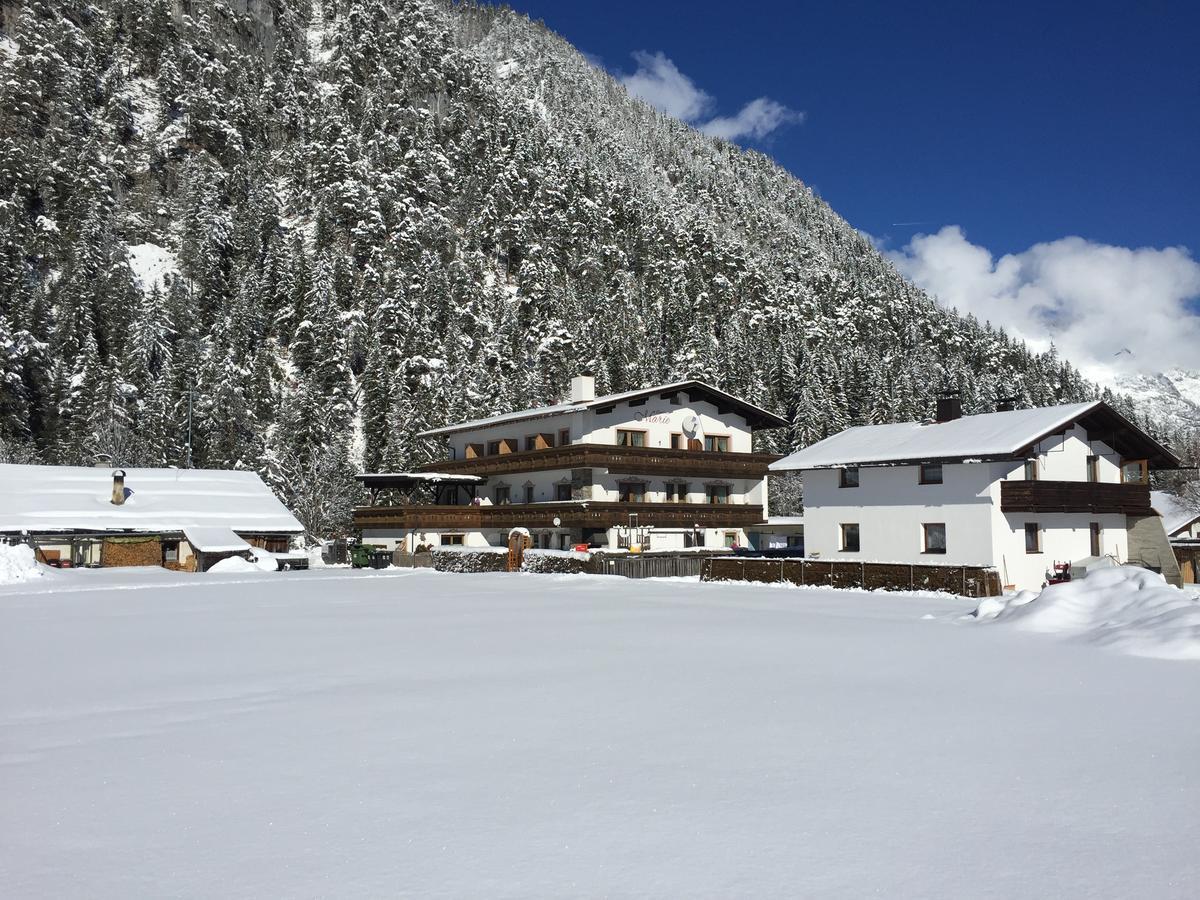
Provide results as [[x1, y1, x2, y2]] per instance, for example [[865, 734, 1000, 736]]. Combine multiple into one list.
[[1045, 561, 1072, 585]]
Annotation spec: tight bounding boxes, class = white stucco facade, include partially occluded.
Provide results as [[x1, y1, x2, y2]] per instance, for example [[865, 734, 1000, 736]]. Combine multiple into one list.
[[786, 418, 1149, 591], [358, 379, 781, 553]]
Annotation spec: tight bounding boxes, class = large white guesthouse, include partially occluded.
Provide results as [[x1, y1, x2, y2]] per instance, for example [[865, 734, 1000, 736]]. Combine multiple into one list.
[[354, 376, 787, 552], [770, 397, 1182, 590]]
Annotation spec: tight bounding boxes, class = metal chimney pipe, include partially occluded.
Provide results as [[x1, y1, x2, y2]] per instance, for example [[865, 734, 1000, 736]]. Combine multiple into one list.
[[111, 469, 127, 506]]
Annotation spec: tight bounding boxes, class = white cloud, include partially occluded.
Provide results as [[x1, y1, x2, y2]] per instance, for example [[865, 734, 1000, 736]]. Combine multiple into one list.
[[700, 97, 805, 141], [620, 51, 801, 143], [621, 51, 714, 123], [888, 225, 1200, 381]]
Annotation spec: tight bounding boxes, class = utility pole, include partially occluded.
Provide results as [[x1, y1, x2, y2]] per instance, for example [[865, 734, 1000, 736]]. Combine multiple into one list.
[[186, 389, 193, 469]]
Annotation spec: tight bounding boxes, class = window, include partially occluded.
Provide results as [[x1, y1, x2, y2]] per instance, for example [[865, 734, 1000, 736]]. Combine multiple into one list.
[[494, 485, 511, 505], [1024, 523, 1041, 553], [523, 485, 534, 504], [840, 523, 860, 553], [440, 534, 465, 546], [1090, 522, 1101, 557], [1086, 455, 1099, 483], [559, 428, 570, 446], [839, 467, 859, 488], [524, 436, 537, 452], [555, 483, 573, 501], [616, 429, 646, 447], [670, 433, 683, 450], [666, 482, 690, 502], [487, 440, 501, 456], [1024, 459, 1039, 480], [162, 540, 179, 563], [704, 435, 730, 452], [706, 485, 730, 504], [922, 523, 947, 554], [919, 463, 943, 485], [1121, 459, 1148, 484], [619, 481, 646, 503], [723, 532, 738, 548]]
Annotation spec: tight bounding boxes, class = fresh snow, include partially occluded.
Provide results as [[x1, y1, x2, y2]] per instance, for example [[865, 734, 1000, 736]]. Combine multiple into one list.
[[971, 565, 1200, 660], [125, 242, 178, 293], [0, 464, 302, 535], [0, 543, 42, 585], [1151, 490, 1200, 537], [771, 400, 1101, 469], [3, 568, 1199, 897]]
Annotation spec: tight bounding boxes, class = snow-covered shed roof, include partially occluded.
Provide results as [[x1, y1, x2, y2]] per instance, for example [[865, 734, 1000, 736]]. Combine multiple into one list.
[[770, 401, 1179, 471], [419, 380, 789, 437], [182, 526, 252, 553], [1151, 491, 1200, 537], [0, 465, 304, 535]]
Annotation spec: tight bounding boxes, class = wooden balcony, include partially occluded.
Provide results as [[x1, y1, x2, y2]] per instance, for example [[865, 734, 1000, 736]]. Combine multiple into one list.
[[999, 480, 1152, 515], [416, 444, 782, 480], [353, 501, 767, 531]]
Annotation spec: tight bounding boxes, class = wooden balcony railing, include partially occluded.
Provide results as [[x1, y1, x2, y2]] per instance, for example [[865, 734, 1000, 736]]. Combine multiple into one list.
[[353, 501, 767, 531], [416, 444, 781, 480], [999, 480, 1152, 515]]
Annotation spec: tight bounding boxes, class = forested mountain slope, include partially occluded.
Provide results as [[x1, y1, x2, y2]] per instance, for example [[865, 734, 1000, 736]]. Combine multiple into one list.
[[0, 0, 1175, 530]]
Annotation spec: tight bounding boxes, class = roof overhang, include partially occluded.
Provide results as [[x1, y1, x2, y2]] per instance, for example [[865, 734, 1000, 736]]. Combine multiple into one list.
[[356, 472, 482, 490], [419, 380, 788, 438], [1016, 402, 1181, 470]]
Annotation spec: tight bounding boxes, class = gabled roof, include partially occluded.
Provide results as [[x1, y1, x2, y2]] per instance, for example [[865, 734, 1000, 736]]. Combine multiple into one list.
[[0, 465, 304, 534], [419, 380, 789, 437], [1151, 491, 1200, 537], [770, 401, 1179, 471]]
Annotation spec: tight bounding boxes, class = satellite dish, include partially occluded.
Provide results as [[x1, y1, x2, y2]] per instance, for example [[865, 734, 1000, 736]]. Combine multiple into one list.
[[552, 516, 562, 527], [682, 414, 701, 436]]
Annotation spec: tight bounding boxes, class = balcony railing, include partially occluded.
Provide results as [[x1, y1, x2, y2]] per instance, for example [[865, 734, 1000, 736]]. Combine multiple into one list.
[[416, 444, 781, 480], [999, 480, 1152, 515], [353, 501, 767, 531]]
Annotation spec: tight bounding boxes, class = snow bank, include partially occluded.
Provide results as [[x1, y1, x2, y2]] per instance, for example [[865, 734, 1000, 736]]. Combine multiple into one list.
[[207, 556, 267, 575], [0, 543, 44, 585], [972, 566, 1200, 660]]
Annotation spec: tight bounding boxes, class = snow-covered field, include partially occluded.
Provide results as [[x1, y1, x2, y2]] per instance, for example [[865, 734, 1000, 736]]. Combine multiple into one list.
[[3, 567, 1199, 898]]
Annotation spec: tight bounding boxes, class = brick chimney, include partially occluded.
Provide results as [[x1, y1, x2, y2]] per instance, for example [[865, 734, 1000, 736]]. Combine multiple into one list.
[[935, 391, 963, 423], [569, 373, 595, 404], [111, 469, 127, 506]]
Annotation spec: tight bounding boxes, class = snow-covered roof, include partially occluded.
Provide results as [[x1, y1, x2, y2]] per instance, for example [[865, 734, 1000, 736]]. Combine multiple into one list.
[[419, 380, 788, 437], [0, 465, 304, 535], [771, 402, 1109, 470], [182, 526, 252, 553], [355, 472, 482, 484], [1151, 491, 1200, 537]]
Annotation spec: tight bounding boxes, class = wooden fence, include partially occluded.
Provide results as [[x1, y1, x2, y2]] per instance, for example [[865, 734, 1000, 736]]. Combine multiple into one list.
[[701, 557, 1002, 598], [592, 554, 707, 579]]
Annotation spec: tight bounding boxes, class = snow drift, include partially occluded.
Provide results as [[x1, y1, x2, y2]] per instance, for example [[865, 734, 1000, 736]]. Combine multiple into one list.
[[0, 543, 44, 585], [972, 565, 1200, 660]]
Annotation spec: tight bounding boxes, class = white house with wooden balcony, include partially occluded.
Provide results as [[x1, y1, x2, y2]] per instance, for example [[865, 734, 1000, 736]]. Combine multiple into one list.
[[353, 375, 788, 552], [769, 396, 1181, 590]]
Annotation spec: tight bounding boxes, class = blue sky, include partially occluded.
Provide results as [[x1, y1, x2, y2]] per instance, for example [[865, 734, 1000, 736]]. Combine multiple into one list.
[[507, 0, 1200, 377]]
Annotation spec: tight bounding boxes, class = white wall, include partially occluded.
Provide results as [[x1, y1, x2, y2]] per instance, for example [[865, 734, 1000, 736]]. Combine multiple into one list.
[[1024, 425, 1120, 482], [583, 398, 752, 452], [992, 513, 1129, 590], [444, 397, 754, 458], [800, 463, 998, 565]]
